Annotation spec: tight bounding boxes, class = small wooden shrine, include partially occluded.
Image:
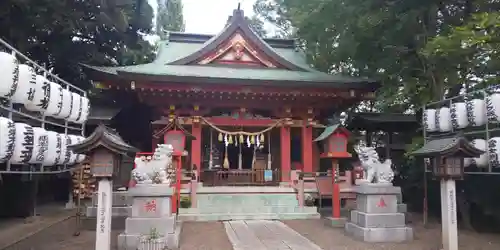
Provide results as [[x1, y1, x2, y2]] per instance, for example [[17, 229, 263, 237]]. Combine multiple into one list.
[[68, 124, 139, 182], [83, 7, 379, 184], [411, 136, 484, 179]]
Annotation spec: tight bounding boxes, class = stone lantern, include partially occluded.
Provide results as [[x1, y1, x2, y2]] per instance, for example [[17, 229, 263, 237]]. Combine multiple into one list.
[[68, 124, 138, 250], [411, 135, 484, 250]]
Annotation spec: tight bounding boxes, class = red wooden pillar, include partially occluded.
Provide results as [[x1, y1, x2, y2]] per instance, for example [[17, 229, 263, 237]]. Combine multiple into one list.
[[280, 125, 291, 182], [332, 160, 341, 218], [191, 123, 202, 177], [302, 125, 313, 173]]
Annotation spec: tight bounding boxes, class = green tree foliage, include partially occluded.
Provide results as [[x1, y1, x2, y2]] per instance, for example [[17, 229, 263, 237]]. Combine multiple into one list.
[[246, 16, 267, 38], [0, 0, 156, 89], [254, 0, 500, 111], [156, 0, 185, 39], [254, 0, 500, 229]]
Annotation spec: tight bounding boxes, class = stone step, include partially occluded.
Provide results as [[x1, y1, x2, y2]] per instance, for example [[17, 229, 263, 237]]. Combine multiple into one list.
[[180, 206, 318, 214], [179, 212, 320, 221], [197, 193, 300, 208]]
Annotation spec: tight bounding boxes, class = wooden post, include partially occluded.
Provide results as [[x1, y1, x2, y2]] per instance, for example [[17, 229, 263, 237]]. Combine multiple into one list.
[[190, 171, 198, 208], [302, 124, 313, 173], [280, 126, 291, 182], [191, 123, 202, 177], [95, 178, 112, 250], [173, 156, 182, 214], [332, 160, 341, 218], [298, 173, 305, 207], [441, 179, 458, 250]]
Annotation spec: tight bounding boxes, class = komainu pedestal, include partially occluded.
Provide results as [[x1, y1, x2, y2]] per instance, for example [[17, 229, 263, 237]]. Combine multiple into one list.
[[117, 184, 181, 250], [345, 184, 413, 242]]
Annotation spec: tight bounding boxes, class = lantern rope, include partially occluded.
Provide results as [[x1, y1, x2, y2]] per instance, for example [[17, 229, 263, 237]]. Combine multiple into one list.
[[200, 117, 284, 135]]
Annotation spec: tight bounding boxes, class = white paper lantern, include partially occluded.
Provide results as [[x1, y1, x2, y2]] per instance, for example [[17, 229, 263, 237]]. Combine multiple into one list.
[[0, 117, 16, 163], [57, 134, 73, 165], [466, 99, 487, 127], [76, 97, 90, 124], [488, 137, 500, 168], [0, 52, 19, 98], [469, 139, 488, 167], [423, 109, 437, 132], [68, 93, 81, 122], [450, 102, 468, 129], [44, 82, 63, 117], [43, 131, 62, 166], [25, 75, 50, 112], [486, 93, 500, 122], [76, 136, 87, 163], [10, 64, 37, 105], [28, 127, 48, 164], [55, 88, 73, 119], [68, 134, 81, 164], [9, 123, 34, 164], [436, 107, 452, 132]]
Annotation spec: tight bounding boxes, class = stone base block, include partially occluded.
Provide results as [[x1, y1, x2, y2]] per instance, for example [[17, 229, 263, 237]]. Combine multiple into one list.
[[117, 222, 182, 250], [125, 216, 176, 235], [128, 184, 174, 197], [350, 210, 405, 228], [397, 204, 407, 213], [324, 217, 347, 228], [345, 222, 413, 243]]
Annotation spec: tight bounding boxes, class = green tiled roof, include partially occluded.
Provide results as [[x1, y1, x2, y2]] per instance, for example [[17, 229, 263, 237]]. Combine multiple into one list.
[[83, 8, 379, 89]]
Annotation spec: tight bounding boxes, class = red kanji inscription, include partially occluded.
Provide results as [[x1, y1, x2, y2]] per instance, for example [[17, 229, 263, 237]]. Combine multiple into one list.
[[144, 200, 157, 212], [376, 197, 387, 208]]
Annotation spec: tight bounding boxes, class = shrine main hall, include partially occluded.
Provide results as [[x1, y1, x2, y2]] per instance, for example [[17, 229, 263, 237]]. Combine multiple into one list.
[[84, 7, 378, 184]]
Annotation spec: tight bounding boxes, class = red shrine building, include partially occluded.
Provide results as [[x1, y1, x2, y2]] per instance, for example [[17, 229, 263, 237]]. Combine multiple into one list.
[[84, 8, 378, 184]]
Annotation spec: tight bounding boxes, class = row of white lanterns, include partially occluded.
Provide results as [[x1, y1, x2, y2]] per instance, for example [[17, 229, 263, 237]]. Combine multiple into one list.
[[423, 95, 500, 132], [465, 138, 500, 168], [0, 51, 90, 123], [0, 116, 86, 166]]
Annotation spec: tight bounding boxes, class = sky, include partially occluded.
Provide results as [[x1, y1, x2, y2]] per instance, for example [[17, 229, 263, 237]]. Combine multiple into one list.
[[149, 0, 257, 35]]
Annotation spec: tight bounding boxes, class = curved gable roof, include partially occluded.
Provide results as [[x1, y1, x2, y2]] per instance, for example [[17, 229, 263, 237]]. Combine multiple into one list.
[[168, 8, 308, 71]]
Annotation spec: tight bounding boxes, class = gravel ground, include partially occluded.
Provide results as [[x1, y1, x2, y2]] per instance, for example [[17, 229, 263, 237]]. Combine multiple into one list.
[[283, 216, 500, 250]]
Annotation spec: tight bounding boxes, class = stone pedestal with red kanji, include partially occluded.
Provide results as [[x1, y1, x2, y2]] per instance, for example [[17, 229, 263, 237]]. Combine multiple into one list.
[[345, 183, 413, 243], [117, 184, 181, 250]]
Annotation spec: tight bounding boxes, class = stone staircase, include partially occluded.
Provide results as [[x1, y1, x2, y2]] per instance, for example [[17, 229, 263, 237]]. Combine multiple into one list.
[[179, 186, 320, 221]]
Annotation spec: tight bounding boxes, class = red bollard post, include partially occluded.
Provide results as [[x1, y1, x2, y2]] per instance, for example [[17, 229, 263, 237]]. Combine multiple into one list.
[[332, 160, 341, 218]]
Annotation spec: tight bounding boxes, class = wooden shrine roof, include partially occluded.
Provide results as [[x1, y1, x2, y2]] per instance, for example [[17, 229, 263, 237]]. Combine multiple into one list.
[[68, 124, 139, 156], [82, 7, 379, 90], [411, 136, 484, 157]]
